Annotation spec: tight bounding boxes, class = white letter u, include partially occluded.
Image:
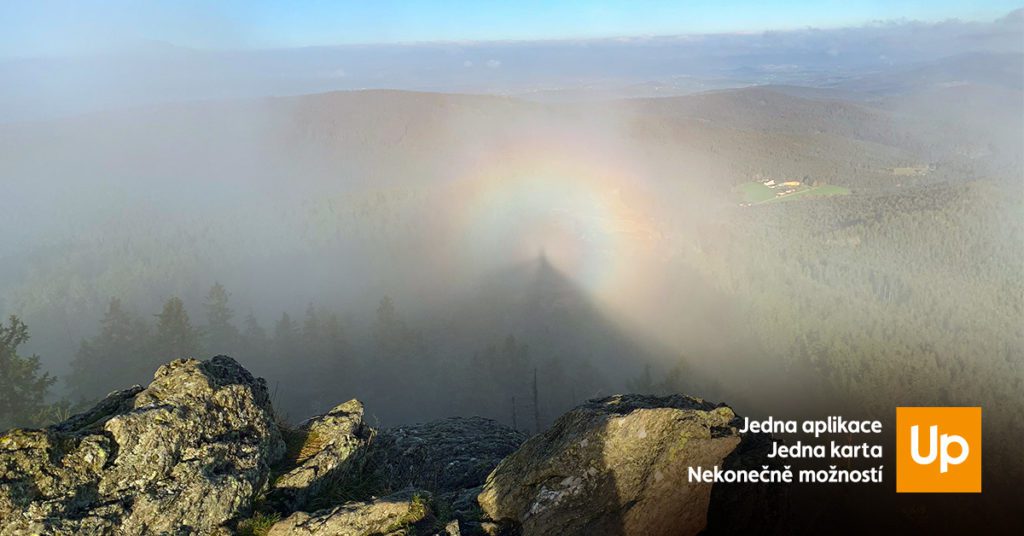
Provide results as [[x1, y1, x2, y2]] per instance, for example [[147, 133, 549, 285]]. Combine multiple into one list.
[[910, 425, 938, 465]]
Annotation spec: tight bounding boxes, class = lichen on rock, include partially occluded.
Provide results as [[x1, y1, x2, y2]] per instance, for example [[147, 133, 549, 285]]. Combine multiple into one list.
[[478, 394, 759, 536], [1, 357, 777, 536], [268, 399, 373, 512], [0, 355, 284, 536], [266, 489, 433, 536]]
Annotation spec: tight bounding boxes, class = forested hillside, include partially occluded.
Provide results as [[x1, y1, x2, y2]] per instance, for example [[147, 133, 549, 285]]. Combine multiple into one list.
[[0, 80, 1020, 492]]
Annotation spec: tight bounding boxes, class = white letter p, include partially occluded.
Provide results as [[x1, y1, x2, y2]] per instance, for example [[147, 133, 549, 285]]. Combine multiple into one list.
[[940, 433, 969, 473]]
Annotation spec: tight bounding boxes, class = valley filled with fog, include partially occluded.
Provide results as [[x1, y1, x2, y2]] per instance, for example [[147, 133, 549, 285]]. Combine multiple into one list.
[[1, 12, 1021, 515]]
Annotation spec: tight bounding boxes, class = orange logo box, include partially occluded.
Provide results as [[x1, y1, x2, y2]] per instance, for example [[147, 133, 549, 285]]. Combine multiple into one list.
[[896, 407, 981, 493]]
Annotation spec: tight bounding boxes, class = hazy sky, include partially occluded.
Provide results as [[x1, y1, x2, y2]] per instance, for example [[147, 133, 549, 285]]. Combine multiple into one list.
[[2, 0, 1021, 57]]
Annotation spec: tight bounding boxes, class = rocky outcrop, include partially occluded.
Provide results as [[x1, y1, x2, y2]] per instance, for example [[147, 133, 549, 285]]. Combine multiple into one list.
[[478, 394, 753, 536], [0, 357, 777, 536], [259, 416, 525, 535], [0, 356, 284, 536], [269, 399, 373, 512], [267, 489, 433, 536]]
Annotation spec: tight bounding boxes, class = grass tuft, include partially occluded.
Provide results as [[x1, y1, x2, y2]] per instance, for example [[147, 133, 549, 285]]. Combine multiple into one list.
[[237, 511, 281, 536], [272, 422, 327, 483]]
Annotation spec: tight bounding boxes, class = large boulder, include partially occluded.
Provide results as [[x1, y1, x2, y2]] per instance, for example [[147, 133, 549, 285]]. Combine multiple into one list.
[[0, 356, 284, 536], [267, 489, 433, 536], [269, 399, 374, 512], [478, 394, 757, 536]]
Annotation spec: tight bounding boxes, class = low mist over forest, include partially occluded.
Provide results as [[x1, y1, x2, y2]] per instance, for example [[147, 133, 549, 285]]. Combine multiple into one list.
[[1, 8, 1021, 501]]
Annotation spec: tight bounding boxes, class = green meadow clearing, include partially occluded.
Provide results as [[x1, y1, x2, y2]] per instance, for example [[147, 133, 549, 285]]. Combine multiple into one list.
[[737, 181, 850, 205]]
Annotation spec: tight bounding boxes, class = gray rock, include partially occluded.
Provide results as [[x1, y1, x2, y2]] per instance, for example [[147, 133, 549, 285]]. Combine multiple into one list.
[[441, 519, 461, 536], [2, 356, 776, 536], [264, 415, 524, 535], [362, 417, 526, 497], [478, 394, 748, 536], [267, 489, 432, 536], [0, 356, 284, 536], [269, 399, 373, 512]]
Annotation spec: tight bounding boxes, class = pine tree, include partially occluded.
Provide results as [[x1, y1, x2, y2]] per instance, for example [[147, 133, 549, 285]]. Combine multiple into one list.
[[240, 312, 269, 368], [306, 307, 346, 371], [300, 304, 350, 412], [320, 312, 346, 359], [203, 282, 240, 356], [273, 312, 300, 357], [270, 312, 302, 416], [270, 312, 300, 377], [0, 316, 56, 430], [151, 297, 200, 367], [68, 298, 149, 402], [243, 313, 268, 344], [369, 296, 426, 420]]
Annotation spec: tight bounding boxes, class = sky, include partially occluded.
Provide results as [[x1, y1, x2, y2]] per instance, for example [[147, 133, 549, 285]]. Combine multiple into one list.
[[1, 0, 1021, 58]]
